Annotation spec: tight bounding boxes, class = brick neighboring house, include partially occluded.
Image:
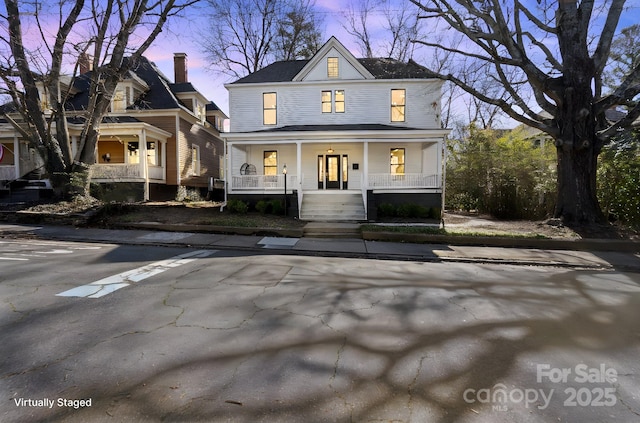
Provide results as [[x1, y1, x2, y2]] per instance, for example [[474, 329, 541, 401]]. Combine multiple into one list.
[[0, 53, 227, 202]]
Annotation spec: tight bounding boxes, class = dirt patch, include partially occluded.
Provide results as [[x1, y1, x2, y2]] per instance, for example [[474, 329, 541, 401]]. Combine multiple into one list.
[[443, 212, 638, 240]]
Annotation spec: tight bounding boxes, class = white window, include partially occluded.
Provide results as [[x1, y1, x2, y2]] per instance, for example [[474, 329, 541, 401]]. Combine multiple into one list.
[[390, 148, 405, 175], [263, 151, 277, 176], [327, 57, 339, 78], [127, 141, 139, 164], [335, 90, 345, 113], [263, 92, 277, 125], [147, 141, 160, 166], [192, 145, 200, 176], [321, 91, 332, 113], [112, 89, 126, 112], [391, 89, 406, 122]]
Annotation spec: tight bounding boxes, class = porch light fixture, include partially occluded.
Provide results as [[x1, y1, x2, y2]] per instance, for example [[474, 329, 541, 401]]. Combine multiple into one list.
[[282, 164, 288, 217], [101, 153, 111, 162], [327, 145, 334, 153]]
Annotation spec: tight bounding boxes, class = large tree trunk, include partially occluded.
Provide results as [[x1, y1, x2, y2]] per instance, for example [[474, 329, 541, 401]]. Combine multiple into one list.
[[553, 2, 606, 227], [554, 139, 603, 224], [553, 85, 605, 225]]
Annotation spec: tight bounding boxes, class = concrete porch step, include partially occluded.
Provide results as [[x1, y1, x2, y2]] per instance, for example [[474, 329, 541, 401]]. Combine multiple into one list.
[[303, 222, 362, 239], [300, 192, 366, 221]]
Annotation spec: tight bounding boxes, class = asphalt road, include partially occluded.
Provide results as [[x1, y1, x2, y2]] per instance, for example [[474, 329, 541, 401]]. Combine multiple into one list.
[[1, 239, 640, 422]]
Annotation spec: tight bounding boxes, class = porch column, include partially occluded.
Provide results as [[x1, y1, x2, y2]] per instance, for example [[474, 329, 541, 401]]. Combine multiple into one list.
[[161, 139, 167, 182], [363, 141, 368, 190], [296, 141, 302, 218], [227, 141, 233, 194], [436, 138, 443, 188], [296, 141, 302, 191], [13, 135, 20, 179], [140, 129, 149, 201], [71, 135, 78, 159]]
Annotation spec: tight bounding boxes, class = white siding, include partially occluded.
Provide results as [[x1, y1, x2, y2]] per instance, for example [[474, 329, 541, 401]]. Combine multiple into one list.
[[230, 145, 247, 174], [228, 80, 443, 133], [368, 143, 426, 174], [301, 48, 367, 81], [422, 143, 440, 175]]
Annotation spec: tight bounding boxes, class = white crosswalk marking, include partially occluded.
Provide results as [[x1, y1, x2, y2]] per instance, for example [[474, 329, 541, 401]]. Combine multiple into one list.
[[56, 250, 217, 298]]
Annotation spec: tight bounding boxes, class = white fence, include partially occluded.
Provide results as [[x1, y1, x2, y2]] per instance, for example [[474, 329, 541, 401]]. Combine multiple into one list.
[[368, 173, 440, 189]]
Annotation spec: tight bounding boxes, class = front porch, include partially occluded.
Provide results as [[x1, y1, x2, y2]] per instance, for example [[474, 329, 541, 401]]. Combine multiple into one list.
[[226, 138, 445, 220], [90, 122, 170, 200]]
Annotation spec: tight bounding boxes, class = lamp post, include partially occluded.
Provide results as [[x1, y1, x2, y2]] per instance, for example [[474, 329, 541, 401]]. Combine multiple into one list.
[[282, 163, 287, 217]]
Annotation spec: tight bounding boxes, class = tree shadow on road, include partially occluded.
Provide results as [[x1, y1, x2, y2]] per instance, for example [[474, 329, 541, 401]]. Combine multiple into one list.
[[2, 256, 640, 422]]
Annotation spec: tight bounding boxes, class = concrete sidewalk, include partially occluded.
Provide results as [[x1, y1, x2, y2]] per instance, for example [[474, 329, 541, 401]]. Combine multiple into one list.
[[2, 223, 640, 271]]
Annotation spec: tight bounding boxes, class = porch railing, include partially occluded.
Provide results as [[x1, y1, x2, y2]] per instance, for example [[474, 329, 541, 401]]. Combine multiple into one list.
[[91, 164, 141, 180], [231, 174, 297, 191], [0, 165, 16, 181], [148, 166, 164, 180], [368, 173, 440, 189]]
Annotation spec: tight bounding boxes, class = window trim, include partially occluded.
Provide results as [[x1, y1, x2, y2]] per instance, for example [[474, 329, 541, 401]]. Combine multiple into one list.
[[263, 92, 277, 125], [321, 90, 332, 113], [391, 89, 406, 122], [263, 150, 278, 176], [327, 57, 339, 78], [335, 89, 345, 113], [390, 147, 405, 175], [191, 145, 201, 176]]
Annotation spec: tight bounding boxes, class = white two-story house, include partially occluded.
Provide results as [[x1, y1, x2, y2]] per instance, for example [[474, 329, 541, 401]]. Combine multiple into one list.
[[224, 37, 450, 220]]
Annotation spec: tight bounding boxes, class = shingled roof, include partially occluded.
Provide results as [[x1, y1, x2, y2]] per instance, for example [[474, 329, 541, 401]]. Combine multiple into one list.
[[251, 124, 423, 132], [230, 57, 432, 84], [64, 56, 215, 112]]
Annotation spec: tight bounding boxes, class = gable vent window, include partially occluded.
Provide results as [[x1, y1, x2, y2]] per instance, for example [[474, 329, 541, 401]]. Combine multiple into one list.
[[327, 57, 339, 78], [263, 92, 277, 125]]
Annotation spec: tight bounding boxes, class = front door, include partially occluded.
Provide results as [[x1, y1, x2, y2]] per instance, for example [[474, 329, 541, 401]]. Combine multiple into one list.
[[325, 155, 341, 189]]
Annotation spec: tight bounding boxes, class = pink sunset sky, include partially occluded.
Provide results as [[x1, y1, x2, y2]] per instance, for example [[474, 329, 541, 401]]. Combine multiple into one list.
[[143, 0, 387, 116]]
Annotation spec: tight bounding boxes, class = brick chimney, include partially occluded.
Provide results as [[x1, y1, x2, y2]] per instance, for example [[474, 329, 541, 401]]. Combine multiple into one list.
[[174, 53, 188, 84], [78, 53, 91, 74]]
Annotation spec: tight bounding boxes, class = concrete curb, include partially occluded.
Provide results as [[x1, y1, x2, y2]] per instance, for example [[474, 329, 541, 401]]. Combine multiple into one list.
[[117, 223, 639, 254], [117, 222, 305, 238], [361, 231, 640, 253]]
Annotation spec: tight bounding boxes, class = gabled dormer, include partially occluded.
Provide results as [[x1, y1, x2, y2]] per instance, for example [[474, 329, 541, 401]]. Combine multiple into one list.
[[110, 71, 149, 113], [36, 75, 80, 113], [293, 36, 374, 82]]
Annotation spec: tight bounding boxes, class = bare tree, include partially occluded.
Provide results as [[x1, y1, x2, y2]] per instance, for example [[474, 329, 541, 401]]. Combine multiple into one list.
[[274, 1, 324, 62], [409, 0, 640, 225], [381, 0, 420, 61], [0, 0, 198, 198], [603, 23, 640, 97], [202, 0, 323, 79], [342, 0, 378, 59]]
